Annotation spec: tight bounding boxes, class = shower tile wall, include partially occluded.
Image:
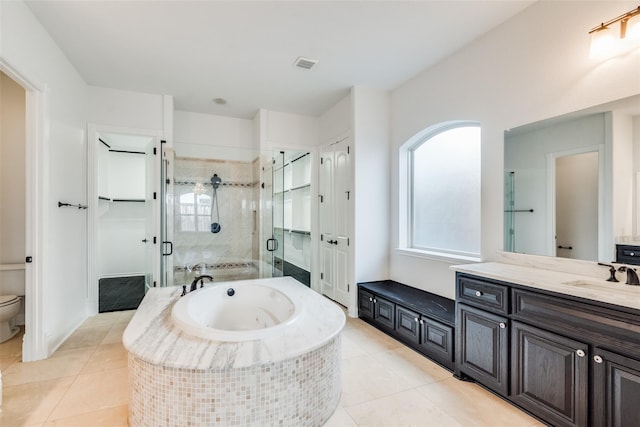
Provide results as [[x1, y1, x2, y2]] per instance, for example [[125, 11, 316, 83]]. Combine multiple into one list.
[[173, 157, 259, 284]]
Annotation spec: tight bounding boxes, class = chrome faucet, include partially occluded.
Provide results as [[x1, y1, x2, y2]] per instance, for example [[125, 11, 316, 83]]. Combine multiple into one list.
[[617, 266, 640, 286]]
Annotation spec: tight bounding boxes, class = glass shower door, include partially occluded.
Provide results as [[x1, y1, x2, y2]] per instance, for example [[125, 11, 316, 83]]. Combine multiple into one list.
[[272, 152, 285, 276]]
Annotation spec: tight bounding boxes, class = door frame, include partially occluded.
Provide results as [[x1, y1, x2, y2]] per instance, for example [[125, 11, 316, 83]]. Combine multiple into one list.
[[1, 57, 48, 361], [86, 124, 162, 315], [545, 144, 605, 260]]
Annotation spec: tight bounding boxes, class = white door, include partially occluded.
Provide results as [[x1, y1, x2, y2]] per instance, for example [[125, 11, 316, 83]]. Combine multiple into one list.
[[320, 138, 351, 307], [555, 151, 599, 260]]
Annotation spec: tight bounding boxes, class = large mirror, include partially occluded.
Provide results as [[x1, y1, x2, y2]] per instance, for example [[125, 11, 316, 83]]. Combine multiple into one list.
[[504, 94, 640, 262]]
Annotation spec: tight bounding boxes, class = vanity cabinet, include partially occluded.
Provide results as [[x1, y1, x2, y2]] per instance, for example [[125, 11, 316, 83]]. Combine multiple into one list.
[[358, 281, 456, 370], [592, 348, 640, 427], [455, 272, 640, 427]]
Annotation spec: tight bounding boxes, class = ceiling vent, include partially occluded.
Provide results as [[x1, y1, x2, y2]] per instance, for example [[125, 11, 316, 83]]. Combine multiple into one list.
[[294, 56, 318, 70]]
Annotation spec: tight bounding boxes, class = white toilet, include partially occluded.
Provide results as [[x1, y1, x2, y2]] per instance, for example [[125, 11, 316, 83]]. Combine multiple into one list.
[[0, 295, 21, 343]]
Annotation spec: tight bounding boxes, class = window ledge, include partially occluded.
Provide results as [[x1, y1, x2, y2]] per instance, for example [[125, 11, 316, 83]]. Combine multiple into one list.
[[395, 248, 481, 264]]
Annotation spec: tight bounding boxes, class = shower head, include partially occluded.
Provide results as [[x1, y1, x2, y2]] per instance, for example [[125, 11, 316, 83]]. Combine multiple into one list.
[[211, 174, 222, 189]]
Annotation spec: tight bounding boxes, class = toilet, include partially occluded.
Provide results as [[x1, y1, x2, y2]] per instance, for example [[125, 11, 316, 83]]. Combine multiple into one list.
[[0, 295, 21, 343]]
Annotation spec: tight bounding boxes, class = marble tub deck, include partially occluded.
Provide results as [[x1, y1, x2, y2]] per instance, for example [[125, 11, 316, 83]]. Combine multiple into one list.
[[123, 276, 346, 369]]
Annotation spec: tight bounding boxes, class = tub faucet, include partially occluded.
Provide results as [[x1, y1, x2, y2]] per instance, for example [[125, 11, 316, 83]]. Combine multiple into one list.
[[190, 275, 213, 292], [617, 266, 640, 286]]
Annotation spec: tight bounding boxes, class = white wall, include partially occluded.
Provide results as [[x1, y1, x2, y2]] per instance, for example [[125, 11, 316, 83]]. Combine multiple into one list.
[[1, 0, 89, 353], [352, 87, 390, 283], [319, 95, 351, 144], [390, 1, 640, 298], [88, 86, 166, 132], [264, 110, 319, 149], [174, 110, 254, 160]]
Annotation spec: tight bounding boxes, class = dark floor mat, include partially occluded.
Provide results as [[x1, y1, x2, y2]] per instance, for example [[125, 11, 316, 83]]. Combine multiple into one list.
[[99, 276, 145, 312]]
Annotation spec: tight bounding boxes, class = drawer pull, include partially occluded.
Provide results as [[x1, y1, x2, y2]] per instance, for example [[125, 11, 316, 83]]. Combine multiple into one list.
[[499, 322, 506, 329], [373, 298, 377, 304], [414, 317, 419, 322], [576, 349, 585, 357], [475, 290, 483, 297], [594, 355, 603, 364], [369, 297, 373, 302]]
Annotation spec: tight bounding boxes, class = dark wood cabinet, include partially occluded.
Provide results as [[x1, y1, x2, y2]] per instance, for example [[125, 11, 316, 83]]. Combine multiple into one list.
[[357, 287, 395, 330], [457, 303, 509, 395], [455, 272, 640, 427], [357, 288, 374, 320], [358, 281, 456, 370], [373, 295, 395, 330], [593, 348, 640, 427], [511, 321, 588, 427], [419, 316, 453, 366], [395, 306, 420, 344]]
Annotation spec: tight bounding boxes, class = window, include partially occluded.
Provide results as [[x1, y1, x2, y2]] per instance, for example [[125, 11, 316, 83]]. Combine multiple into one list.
[[178, 192, 212, 232], [405, 122, 481, 259]]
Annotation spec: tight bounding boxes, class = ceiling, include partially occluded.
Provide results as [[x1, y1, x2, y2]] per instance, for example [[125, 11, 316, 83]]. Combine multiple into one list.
[[26, 1, 535, 119]]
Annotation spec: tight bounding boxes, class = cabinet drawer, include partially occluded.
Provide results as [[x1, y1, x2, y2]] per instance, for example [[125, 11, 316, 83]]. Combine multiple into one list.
[[374, 295, 395, 330], [420, 317, 454, 364], [396, 306, 420, 344], [616, 245, 640, 266], [457, 276, 509, 314]]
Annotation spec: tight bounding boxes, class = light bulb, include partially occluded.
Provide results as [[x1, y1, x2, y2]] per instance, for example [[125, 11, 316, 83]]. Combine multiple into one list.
[[590, 26, 616, 59], [624, 13, 640, 42]]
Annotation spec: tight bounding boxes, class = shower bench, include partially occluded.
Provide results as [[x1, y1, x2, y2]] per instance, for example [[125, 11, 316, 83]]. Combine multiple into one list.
[[357, 280, 455, 370]]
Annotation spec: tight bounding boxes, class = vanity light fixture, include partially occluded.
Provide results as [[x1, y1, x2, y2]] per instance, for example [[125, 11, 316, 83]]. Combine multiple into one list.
[[589, 6, 640, 59]]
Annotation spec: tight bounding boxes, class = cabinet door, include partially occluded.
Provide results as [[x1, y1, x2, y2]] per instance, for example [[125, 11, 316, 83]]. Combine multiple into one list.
[[358, 289, 374, 321], [511, 321, 588, 427], [395, 306, 420, 344], [374, 295, 395, 330], [456, 304, 509, 395], [593, 348, 640, 427], [420, 317, 454, 366]]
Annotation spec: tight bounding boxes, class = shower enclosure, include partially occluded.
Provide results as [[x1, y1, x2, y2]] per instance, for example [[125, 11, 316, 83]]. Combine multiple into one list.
[[158, 143, 311, 288]]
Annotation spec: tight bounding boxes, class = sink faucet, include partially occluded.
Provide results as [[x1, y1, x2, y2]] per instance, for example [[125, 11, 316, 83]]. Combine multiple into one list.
[[617, 266, 640, 286], [190, 275, 213, 292], [597, 263, 619, 282]]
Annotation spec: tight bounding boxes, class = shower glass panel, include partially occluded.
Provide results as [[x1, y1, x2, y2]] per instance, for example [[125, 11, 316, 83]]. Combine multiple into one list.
[[161, 143, 270, 287], [272, 152, 285, 277], [504, 171, 515, 252]]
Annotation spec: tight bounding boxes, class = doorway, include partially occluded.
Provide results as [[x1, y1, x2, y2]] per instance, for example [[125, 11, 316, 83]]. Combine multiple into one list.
[[547, 146, 603, 261], [0, 71, 26, 351], [319, 137, 350, 307], [88, 126, 161, 315]]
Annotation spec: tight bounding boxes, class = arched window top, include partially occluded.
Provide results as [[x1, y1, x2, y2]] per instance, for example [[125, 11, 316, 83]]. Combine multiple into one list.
[[400, 121, 481, 260]]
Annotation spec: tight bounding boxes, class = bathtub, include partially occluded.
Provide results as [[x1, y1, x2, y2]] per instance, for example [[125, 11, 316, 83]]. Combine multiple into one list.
[[124, 277, 345, 427], [172, 280, 300, 341]]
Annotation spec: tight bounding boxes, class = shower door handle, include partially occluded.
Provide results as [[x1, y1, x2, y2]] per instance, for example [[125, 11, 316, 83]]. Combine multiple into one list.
[[162, 241, 173, 256], [266, 238, 278, 252]]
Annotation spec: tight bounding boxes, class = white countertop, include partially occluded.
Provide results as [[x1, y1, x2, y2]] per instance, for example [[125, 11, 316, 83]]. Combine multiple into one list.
[[122, 277, 346, 370], [451, 262, 640, 311]]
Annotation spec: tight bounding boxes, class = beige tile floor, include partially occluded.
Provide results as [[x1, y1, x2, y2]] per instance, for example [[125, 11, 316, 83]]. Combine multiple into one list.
[[0, 309, 545, 427]]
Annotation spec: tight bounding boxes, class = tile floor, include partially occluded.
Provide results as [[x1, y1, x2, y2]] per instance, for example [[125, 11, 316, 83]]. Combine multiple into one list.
[[0, 309, 544, 427]]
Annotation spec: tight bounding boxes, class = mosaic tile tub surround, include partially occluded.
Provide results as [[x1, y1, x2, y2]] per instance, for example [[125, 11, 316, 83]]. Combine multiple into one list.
[[123, 277, 346, 426]]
